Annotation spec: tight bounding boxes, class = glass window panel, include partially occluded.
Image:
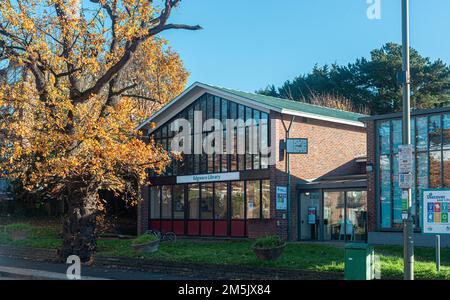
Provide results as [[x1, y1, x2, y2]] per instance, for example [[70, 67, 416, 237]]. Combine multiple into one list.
[[230, 102, 237, 120], [246, 181, 261, 219], [392, 120, 402, 153], [200, 96, 207, 124], [221, 99, 228, 130], [346, 191, 368, 242], [323, 191, 345, 240], [245, 127, 253, 170], [238, 105, 245, 124], [188, 184, 199, 219], [393, 154, 402, 225], [379, 121, 391, 155], [444, 150, 450, 188], [262, 180, 270, 219], [416, 117, 428, 151], [231, 181, 245, 219], [155, 129, 161, 139], [380, 155, 391, 228], [410, 118, 416, 148], [200, 183, 213, 219], [429, 151, 442, 188], [417, 151, 428, 229], [194, 154, 200, 174], [246, 107, 252, 123], [150, 186, 160, 219], [161, 186, 172, 219], [173, 185, 185, 219], [237, 127, 245, 170], [188, 108, 194, 134], [222, 129, 228, 172], [214, 182, 228, 220], [429, 115, 442, 150], [200, 154, 208, 174], [214, 97, 221, 120], [206, 94, 214, 121], [444, 114, 450, 149], [161, 125, 168, 138]]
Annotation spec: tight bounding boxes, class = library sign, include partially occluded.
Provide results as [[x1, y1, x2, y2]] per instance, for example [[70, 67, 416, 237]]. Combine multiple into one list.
[[177, 172, 240, 184], [422, 189, 450, 235]]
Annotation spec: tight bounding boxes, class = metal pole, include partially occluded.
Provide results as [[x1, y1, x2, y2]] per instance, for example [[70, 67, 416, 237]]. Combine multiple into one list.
[[401, 0, 414, 281], [436, 235, 441, 272]]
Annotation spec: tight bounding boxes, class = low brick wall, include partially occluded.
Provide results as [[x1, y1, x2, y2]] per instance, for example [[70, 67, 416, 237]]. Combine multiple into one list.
[[0, 245, 342, 280], [94, 255, 342, 280], [0, 245, 58, 262]]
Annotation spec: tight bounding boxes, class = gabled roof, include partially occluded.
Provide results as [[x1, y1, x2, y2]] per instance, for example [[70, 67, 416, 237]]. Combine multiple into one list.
[[138, 82, 366, 130]]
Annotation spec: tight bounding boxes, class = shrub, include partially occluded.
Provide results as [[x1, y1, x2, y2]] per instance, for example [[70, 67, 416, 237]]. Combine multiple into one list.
[[253, 235, 285, 249], [5, 223, 33, 232], [132, 233, 159, 245]]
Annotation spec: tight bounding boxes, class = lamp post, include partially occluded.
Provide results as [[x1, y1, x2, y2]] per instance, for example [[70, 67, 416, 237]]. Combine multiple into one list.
[[401, 0, 414, 281]]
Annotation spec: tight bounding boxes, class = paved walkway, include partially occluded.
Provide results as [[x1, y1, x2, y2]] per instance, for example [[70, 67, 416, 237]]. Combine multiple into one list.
[[0, 257, 206, 280]]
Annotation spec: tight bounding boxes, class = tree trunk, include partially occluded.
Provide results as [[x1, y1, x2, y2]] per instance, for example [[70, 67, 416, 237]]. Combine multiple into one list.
[[59, 187, 98, 263]]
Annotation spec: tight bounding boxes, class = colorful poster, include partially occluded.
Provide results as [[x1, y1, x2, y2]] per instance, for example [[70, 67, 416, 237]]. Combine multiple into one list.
[[422, 189, 450, 235], [276, 186, 287, 211], [307, 207, 317, 225]]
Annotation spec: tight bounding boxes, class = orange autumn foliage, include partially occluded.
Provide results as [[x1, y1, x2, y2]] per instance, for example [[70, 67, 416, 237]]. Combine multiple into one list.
[[0, 0, 199, 201]]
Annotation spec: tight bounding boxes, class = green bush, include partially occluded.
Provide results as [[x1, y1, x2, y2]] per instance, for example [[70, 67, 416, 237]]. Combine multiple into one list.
[[253, 235, 285, 249], [5, 223, 33, 232], [132, 233, 159, 245]]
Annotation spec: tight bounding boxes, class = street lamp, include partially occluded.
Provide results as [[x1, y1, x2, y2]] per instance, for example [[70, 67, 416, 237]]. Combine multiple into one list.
[[401, 0, 414, 281]]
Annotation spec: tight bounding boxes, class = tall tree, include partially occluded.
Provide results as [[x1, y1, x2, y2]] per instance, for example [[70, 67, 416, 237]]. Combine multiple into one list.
[[258, 43, 450, 115], [0, 0, 200, 262]]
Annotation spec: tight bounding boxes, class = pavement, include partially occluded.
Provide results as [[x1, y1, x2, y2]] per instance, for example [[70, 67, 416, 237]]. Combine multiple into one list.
[[0, 257, 206, 280]]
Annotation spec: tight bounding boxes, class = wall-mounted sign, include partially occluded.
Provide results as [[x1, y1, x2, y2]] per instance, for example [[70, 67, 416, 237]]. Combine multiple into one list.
[[308, 207, 317, 224], [276, 186, 287, 210], [177, 172, 240, 184], [422, 189, 450, 235], [286, 138, 308, 154]]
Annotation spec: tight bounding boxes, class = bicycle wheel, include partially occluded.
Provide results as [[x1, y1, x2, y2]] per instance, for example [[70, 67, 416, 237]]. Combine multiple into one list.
[[145, 230, 161, 240], [162, 232, 177, 242]]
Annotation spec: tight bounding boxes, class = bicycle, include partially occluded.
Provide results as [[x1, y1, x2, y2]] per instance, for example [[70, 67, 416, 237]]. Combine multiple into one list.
[[145, 229, 177, 242]]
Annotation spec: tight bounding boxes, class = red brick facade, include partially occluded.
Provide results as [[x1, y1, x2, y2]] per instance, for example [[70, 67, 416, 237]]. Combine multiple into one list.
[[138, 107, 367, 240], [255, 111, 367, 241]]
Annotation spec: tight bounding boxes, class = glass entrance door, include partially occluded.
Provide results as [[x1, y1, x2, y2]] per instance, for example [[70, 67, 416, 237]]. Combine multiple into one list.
[[323, 190, 368, 242], [299, 191, 321, 240]]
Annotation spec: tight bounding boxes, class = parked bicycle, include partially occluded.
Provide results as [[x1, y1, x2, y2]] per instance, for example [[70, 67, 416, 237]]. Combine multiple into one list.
[[145, 229, 177, 242]]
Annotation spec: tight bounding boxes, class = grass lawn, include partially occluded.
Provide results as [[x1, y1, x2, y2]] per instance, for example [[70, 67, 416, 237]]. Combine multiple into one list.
[[0, 222, 449, 279]]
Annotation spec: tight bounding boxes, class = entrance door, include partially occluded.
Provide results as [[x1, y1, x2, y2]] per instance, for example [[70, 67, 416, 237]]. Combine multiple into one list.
[[299, 191, 321, 240], [323, 190, 368, 241]]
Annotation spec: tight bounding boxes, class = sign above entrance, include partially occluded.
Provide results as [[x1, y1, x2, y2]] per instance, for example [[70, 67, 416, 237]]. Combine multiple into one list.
[[422, 189, 450, 235], [286, 138, 308, 154], [176, 172, 240, 184]]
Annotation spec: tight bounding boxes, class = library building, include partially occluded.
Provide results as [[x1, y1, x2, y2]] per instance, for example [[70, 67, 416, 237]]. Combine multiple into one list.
[[137, 82, 368, 241], [362, 107, 450, 247]]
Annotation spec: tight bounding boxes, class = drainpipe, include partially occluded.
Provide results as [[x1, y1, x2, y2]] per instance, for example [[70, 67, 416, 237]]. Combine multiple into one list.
[[282, 116, 295, 241]]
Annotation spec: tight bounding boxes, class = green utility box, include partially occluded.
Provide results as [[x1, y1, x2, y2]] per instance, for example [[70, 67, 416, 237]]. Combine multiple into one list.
[[344, 243, 375, 280]]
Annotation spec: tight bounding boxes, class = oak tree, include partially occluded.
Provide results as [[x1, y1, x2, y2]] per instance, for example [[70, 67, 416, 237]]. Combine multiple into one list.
[[0, 0, 200, 261]]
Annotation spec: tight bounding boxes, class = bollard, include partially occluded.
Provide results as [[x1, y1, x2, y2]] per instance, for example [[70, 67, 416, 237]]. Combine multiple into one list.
[[436, 235, 440, 272]]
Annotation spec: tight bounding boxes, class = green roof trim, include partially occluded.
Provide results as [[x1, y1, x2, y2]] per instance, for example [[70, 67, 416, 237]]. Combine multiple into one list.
[[202, 83, 367, 123]]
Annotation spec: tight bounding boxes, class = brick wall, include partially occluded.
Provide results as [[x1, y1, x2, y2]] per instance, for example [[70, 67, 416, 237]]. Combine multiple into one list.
[[269, 111, 367, 241]]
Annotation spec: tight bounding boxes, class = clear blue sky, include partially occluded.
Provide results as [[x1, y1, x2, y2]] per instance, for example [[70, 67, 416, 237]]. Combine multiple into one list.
[[162, 0, 450, 93]]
